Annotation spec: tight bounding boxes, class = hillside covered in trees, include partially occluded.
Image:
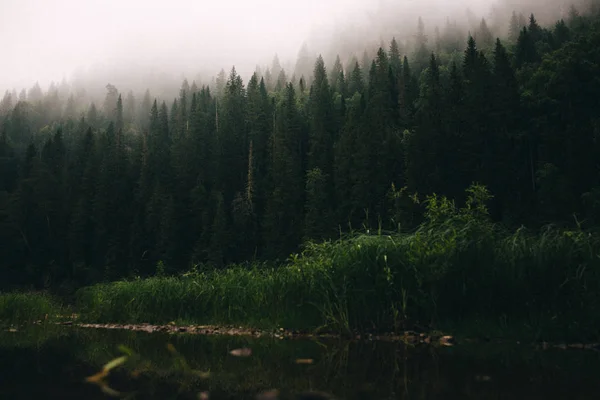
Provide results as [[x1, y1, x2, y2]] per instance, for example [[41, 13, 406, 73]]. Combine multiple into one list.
[[1, 3, 600, 293]]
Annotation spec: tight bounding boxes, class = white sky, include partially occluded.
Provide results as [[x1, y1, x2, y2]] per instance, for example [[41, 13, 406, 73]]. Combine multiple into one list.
[[0, 0, 541, 93], [0, 0, 377, 91]]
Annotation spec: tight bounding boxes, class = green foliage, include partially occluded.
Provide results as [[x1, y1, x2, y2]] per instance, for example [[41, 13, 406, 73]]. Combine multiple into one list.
[[2, 10, 600, 339], [74, 186, 600, 341], [0, 292, 62, 323]]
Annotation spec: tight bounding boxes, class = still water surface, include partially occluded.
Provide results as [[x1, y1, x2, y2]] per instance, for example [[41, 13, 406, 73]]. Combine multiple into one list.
[[1, 325, 600, 399]]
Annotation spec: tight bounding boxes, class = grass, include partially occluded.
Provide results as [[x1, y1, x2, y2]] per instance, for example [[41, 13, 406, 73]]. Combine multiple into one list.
[[0, 292, 63, 324], [74, 187, 600, 342], [75, 264, 324, 330], [4, 186, 599, 342]]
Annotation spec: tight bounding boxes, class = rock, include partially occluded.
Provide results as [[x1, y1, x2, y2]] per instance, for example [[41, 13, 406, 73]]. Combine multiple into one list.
[[439, 336, 455, 346]]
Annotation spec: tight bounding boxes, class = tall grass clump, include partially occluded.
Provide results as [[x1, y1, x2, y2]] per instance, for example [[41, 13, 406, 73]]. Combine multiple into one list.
[[76, 185, 600, 341], [75, 262, 324, 329], [293, 184, 600, 340], [0, 292, 62, 324]]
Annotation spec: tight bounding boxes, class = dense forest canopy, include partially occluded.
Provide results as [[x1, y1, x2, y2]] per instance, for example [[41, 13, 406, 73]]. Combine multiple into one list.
[[1, 0, 600, 292]]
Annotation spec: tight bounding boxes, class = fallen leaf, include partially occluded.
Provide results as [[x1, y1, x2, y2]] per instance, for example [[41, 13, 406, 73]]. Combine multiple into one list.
[[118, 345, 134, 356], [230, 348, 252, 357], [85, 370, 108, 384], [103, 356, 128, 372], [295, 359, 314, 365], [100, 383, 122, 397]]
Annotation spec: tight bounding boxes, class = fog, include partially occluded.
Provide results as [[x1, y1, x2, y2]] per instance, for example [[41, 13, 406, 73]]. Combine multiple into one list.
[[0, 0, 585, 96]]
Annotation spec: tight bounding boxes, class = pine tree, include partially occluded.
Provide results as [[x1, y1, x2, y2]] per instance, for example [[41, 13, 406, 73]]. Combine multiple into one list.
[[139, 89, 152, 130], [68, 127, 97, 275], [294, 43, 313, 87], [305, 56, 336, 237], [264, 84, 304, 258], [208, 190, 229, 267], [461, 36, 495, 203], [389, 38, 403, 77], [444, 62, 465, 200], [399, 56, 417, 127], [335, 92, 363, 224], [275, 69, 287, 92], [477, 18, 494, 48], [509, 11, 520, 42], [528, 13, 542, 43], [347, 62, 364, 96], [554, 19, 571, 47], [125, 91, 135, 126], [218, 67, 247, 205], [115, 94, 124, 133], [329, 55, 344, 91], [361, 50, 371, 84], [414, 17, 430, 72], [407, 53, 444, 194], [515, 27, 539, 68], [304, 168, 331, 240], [245, 74, 273, 255], [308, 56, 335, 177], [358, 49, 402, 222], [64, 95, 76, 120], [103, 84, 119, 123]]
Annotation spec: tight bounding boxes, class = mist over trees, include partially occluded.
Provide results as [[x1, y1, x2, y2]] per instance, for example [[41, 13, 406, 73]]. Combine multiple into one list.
[[1, 0, 600, 291]]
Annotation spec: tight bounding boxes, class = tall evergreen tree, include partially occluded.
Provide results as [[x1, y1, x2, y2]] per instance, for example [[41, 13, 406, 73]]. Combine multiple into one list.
[[264, 84, 304, 258]]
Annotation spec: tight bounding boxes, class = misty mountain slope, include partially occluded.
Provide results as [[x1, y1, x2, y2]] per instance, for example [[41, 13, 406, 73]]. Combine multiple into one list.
[[0, 3, 600, 290]]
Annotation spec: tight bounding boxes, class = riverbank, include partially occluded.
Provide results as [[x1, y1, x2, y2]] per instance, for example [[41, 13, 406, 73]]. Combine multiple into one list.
[[3, 227, 600, 343], [3, 193, 600, 342]]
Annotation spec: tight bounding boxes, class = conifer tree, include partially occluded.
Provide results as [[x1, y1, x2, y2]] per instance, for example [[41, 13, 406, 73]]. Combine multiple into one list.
[[264, 84, 304, 258], [515, 27, 540, 68], [245, 75, 273, 254], [347, 62, 364, 96], [116, 94, 124, 133], [329, 55, 344, 91], [509, 11, 521, 42], [305, 56, 336, 237], [125, 91, 135, 126], [477, 18, 494, 48], [399, 56, 417, 127], [414, 17, 430, 72], [218, 67, 247, 205]]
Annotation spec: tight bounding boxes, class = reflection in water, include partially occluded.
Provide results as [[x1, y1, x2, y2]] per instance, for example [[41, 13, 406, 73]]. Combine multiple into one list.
[[1, 325, 600, 399]]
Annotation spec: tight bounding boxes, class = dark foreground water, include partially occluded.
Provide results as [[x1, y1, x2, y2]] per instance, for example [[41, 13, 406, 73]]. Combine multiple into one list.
[[1, 325, 600, 399]]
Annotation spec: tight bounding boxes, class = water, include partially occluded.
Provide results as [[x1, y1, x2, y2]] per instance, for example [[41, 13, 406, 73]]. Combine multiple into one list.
[[1, 325, 600, 399]]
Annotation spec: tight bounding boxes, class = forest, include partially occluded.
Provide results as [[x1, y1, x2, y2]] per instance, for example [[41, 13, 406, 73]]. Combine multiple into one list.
[[1, 1, 600, 306]]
